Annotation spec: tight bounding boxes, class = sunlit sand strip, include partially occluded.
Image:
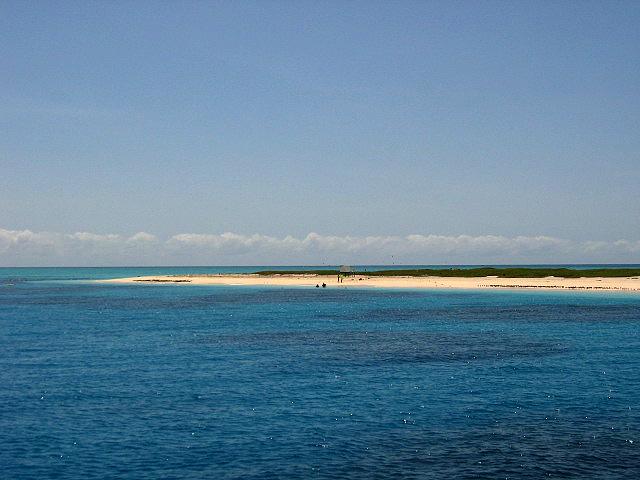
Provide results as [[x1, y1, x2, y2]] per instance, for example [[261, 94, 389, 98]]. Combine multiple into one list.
[[101, 274, 640, 292]]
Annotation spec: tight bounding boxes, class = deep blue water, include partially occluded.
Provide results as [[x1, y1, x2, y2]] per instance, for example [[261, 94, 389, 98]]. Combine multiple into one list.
[[1, 268, 639, 479]]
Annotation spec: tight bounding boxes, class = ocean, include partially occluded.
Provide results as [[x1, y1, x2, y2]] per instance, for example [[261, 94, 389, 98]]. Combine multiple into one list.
[[1, 267, 639, 479]]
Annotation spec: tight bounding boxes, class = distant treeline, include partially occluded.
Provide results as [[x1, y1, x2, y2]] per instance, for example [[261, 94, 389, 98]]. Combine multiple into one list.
[[255, 268, 640, 278]]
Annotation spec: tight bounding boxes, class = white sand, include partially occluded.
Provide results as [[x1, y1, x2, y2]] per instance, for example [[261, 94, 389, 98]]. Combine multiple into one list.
[[102, 274, 640, 292]]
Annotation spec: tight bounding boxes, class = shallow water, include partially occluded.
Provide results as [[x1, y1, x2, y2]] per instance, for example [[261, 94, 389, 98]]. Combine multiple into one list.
[[1, 268, 639, 478]]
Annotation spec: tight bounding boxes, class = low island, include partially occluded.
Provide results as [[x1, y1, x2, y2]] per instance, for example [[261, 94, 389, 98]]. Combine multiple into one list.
[[103, 267, 640, 292]]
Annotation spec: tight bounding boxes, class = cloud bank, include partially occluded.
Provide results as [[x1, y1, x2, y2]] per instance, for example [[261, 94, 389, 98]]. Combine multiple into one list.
[[1, 228, 639, 266]]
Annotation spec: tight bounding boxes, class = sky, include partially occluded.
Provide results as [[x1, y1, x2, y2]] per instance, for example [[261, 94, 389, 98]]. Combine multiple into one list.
[[1, 1, 639, 265]]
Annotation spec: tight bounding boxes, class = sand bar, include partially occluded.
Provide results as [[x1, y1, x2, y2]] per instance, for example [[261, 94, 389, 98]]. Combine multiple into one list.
[[102, 274, 640, 292]]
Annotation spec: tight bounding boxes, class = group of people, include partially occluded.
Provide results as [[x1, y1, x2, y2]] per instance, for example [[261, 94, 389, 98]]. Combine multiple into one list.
[[315, 273, 349, 288]]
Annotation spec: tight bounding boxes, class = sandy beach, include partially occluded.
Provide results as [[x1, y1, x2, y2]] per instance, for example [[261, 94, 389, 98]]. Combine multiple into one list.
[[102, 274, 640, 292]]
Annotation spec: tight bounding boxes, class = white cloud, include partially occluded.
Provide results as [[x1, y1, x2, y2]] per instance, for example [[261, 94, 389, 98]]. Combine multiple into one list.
[[0, 227, 638, 266], [127, 232, 158, 243]]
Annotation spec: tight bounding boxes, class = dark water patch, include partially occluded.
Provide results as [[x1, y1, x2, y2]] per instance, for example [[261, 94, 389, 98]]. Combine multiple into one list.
[[193, 330, 567, 366], [354, 428, 640, 479], [362, 303, 640, 325]]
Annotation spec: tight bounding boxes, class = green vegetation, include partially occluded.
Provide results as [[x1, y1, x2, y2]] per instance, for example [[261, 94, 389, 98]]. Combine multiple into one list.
[[255, 267, 640, 278]]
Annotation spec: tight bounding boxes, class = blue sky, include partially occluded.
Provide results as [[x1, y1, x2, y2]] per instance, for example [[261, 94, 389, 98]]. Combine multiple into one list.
[[1, 1, 639, 264]]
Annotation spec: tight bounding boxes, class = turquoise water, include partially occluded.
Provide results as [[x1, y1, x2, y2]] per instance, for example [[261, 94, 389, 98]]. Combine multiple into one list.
[[1, 264, 638, 281], [1, 268, 639, 478]]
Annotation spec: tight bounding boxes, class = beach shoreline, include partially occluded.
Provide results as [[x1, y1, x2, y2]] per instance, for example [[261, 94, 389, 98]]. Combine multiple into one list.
[[101, 274, 640, 292]]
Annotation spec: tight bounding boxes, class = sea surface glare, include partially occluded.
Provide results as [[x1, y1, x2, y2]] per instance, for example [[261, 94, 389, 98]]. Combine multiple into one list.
[[1, 268, 639, 479]]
